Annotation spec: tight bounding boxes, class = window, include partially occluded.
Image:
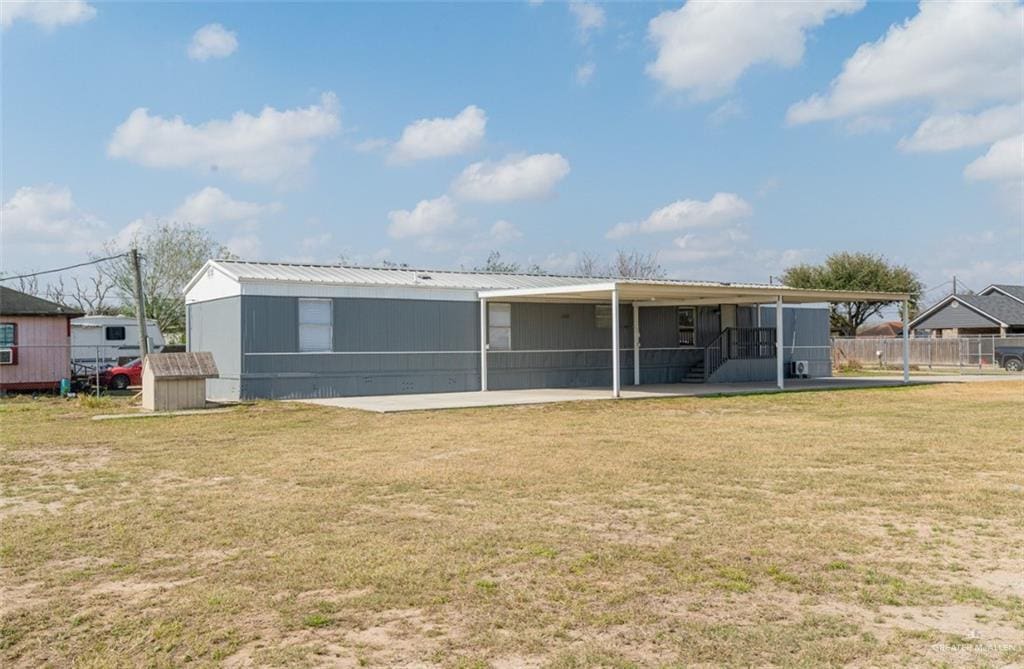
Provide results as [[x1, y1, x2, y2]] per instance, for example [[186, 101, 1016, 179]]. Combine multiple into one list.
[[0, 323, 15, 347], [298, 299, 333, 352], [677, 307, 696, 346], [488, 303, 511, 351], [0, 323, 15, 366], [106, 326, 126, 341], [594, 304, 612, 329]]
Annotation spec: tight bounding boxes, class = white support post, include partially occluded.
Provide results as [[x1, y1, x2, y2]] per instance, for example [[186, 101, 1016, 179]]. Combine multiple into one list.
[[611, 287, 621, 398], [776, 296, 784, 390], [902, 299, 910, 384], [632, 302, 640, 387], [479, 299, 488, 391]]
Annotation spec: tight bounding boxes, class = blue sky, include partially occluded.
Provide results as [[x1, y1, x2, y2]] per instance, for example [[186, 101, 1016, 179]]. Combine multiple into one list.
[[3, 0, 1022, 302]]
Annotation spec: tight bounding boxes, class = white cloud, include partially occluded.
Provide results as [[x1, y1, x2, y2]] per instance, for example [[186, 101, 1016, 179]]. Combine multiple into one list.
[[787, 1, 1023, 124], [1, 185, 106, 254], [172, 187, 281, 226], [485, 220, 522, 244], [647, 1, 864, 100], [387, 195, 458, 239], [667, 227, 750, 263], [898, 104, 1024, 153], [1, 1, 95, 30], [187, 23, 238, 61], [390, 105, 487, 163], [536, 251, 579, 274], [964, 134, 1024, 182], [299, 233, 333, 254], [708, 99, 743, 126], [575, 62, 596, 86], [569, 1, 605, 41], [224, 234, 262, 259], [107, 93, 340, 184], [452, 153, 571, 202], [354, 138, 389, 153], [606, 192, 753, 239]]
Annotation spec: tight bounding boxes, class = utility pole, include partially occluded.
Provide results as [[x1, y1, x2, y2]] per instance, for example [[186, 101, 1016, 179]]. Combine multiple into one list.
[[130, 248, 149, 358], [952, 275, 957, 295]]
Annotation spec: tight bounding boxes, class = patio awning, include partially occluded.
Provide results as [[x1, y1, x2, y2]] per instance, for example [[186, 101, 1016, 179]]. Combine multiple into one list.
[[477, 280, 910, 305], [475, 280, 912, 397]]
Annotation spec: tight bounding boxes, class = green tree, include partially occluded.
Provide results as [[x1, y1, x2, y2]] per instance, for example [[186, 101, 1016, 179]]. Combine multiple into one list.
[[781, 252, 923, 336], [100, 222, 233, 338]]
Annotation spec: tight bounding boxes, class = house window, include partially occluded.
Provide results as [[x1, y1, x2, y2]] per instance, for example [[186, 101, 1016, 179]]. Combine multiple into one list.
[[488, 303, 511, 351], [678, 307, 696, 346], [106, 326, 126, 341], [594, 304, 612, 329], [0, 323, 15, 365], [0, 323, 15, 347], [298, 299, 333, 352]]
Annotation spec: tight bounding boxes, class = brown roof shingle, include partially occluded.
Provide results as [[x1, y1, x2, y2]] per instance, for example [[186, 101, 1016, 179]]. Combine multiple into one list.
[[144, 352, 219, 379]]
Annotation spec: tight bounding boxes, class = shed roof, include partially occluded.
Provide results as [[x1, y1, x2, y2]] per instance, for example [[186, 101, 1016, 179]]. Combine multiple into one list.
[[0, 286, 84, 317], [144, 352, 219, 379]]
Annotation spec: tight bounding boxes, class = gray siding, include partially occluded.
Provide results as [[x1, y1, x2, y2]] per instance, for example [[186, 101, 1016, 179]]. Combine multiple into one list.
[[239, 296, 479, 399], [914, 304, 999, 330], [187, 294, 832, 399], [243, 296, 298, 352], [187, 297, 242, 400], [760, 306, 832, 378], [707, 358, 776, 384]]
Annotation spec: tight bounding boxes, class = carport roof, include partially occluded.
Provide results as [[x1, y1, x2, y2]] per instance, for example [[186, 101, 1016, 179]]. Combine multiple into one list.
[[477, 280, 909, 305]]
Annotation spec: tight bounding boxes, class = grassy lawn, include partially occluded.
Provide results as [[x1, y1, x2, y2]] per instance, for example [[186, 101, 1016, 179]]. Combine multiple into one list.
[[2, 382, 1022, 668]]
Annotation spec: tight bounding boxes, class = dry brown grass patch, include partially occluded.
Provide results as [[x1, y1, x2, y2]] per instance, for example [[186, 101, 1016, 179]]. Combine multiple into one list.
[[1, 381, 1022, 667]]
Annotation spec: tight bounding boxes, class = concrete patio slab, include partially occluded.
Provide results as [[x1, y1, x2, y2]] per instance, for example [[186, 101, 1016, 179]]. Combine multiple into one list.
[[291, 375, 1013, 413]]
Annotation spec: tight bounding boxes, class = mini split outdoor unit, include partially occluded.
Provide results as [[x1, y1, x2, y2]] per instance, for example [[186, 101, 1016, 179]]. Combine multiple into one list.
[[791, 360, 810, 378]]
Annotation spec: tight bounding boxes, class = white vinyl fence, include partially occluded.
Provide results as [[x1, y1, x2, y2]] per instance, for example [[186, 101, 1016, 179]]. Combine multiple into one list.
[[832, 335, 1024, 370]]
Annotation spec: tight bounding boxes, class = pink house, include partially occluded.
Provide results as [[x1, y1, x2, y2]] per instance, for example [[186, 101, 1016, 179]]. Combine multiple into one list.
[[0, 287, 83, 392]]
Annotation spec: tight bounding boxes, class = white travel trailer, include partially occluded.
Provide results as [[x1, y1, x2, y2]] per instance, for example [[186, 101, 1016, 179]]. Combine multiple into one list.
[[71, 315, 165, 372]]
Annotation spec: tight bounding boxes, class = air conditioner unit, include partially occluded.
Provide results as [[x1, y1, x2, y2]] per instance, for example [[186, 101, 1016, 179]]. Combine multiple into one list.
[[792, 360, 810, 378]]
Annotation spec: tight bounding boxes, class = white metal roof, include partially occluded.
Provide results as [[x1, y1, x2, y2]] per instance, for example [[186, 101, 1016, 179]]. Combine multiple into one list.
[[185, 259, 909, 304], [188, 259, 790, 293]]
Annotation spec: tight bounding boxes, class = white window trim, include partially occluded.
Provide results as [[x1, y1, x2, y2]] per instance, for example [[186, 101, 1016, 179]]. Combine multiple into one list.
[[0, 348, 12, 365], [298, 298, 334, 353], [488, 302, 512, 351]]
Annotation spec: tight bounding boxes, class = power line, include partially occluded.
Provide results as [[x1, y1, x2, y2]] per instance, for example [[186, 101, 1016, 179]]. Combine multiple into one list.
[[0, 253, 129, 283]]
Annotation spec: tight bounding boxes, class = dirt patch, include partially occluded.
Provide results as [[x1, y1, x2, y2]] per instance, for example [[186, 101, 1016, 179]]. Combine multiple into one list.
[[86, 577, 201, 602], [0, 497, 64, 519]]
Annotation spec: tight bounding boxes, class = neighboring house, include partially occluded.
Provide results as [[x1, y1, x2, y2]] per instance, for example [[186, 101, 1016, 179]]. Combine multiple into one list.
[[910, 284, 1024, 338], [857, 321, 905, 338], [184, 260, 903, 401], [0, 286, 84, 392]]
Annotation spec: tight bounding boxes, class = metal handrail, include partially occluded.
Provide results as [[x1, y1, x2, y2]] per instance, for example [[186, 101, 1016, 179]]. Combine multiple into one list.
[[704, 327, 777, 380]]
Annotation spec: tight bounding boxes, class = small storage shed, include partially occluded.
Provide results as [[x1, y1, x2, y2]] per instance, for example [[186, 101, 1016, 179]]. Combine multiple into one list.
[[142, 352, 218, 411]]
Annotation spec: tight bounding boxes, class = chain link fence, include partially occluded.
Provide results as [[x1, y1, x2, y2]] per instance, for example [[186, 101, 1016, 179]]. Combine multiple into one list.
[[0, 345, 141, 396], [832, 335, 1024, 371]]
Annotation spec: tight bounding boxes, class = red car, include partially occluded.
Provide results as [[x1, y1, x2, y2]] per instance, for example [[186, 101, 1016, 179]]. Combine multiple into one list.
[[103, 358, 142, 390]]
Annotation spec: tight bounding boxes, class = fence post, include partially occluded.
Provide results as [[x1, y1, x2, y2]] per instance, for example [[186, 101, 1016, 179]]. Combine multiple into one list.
[[979, 338, 983, 371], [95, 346, 100, 398]]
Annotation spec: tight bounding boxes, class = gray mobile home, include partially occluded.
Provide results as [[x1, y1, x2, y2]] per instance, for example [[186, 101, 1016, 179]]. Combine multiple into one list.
[[185, 260, 904, 401]]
